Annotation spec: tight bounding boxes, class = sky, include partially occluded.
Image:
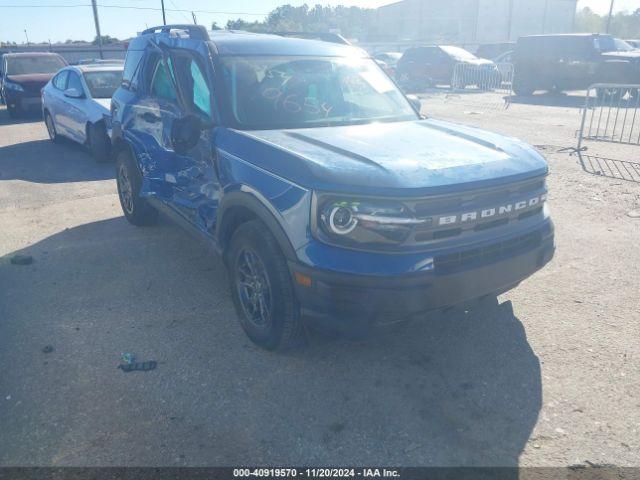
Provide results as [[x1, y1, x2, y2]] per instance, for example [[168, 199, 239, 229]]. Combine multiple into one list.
[[0, 0, 638, 44]]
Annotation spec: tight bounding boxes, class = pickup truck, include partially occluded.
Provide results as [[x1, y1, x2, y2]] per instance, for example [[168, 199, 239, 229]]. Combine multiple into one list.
[[111, 25, 555, 350]]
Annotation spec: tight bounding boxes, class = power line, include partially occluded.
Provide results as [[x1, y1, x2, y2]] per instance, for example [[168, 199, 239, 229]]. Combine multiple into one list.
[[167, 0, 192, 24], [0, 3, 269, 15]]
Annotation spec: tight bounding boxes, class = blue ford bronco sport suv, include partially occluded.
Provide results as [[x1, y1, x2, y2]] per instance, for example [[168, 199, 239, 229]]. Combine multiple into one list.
[[111, 25, 554, 350]]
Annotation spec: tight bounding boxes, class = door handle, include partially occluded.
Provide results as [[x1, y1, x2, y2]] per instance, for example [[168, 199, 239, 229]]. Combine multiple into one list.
[[142, 111, 161, 123]]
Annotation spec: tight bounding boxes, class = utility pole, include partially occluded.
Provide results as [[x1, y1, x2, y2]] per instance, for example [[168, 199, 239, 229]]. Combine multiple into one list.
[[23, 29, 29, 46], [605, 0, 615, 33], [191, 11, 197, 25], [91, 0, 104, 59], [161, 0, 167, 25]]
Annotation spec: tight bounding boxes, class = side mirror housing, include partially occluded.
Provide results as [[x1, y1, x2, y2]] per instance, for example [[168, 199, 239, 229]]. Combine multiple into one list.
[[171, 115, 202, 155], [64, 88, 84, 99]]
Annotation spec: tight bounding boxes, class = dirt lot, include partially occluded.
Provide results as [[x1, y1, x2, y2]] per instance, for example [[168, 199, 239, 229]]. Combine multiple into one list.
[[0, 93, 639, 468]]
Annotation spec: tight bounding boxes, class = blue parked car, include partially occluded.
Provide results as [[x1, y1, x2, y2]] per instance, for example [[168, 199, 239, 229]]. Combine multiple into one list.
[[111, 25, 555, 350]]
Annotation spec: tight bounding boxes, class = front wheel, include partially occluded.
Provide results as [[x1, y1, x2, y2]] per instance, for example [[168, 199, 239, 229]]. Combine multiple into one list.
[[228, 220, 304, 351], [44, 111, 60, 143], [115, 149, 158, 226]]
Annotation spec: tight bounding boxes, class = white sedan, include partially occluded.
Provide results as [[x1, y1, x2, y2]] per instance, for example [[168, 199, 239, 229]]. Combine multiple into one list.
[[42, 64, 123, 162]]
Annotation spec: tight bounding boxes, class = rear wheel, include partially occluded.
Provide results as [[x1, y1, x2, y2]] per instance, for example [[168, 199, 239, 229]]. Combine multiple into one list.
[[512, 76, 535, 96], [88, 122, 111, 162], [44, 111, 60, 143], [228, 220, 303, 351], [115, 149, 158, 226]]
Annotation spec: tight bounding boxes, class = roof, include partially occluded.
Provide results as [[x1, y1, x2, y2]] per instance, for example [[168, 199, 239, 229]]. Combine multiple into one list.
[[3, 52, 64, 58], [72, 64, 124, 73], [209, 30, 365, 56], [133, 25, 367, 58], [520, 33, 612, 39]]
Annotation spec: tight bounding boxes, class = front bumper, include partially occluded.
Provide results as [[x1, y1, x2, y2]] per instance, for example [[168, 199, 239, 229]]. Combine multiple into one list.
[[290, 221, 554, 328]]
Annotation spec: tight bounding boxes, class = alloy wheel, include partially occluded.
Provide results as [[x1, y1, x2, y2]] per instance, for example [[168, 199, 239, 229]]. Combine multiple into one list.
[[235, 247, 273, 329], [117, 164, 134, 215]]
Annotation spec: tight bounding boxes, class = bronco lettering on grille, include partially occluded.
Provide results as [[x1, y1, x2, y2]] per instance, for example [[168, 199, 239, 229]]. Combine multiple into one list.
[[437, 194, 546, 226]]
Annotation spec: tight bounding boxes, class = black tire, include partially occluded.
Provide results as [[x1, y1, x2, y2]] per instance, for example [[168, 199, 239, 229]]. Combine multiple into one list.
[[512, 76, 535, 96], [228, 220, 303, 351], [44, 111, 60, 143], [7, 103, 21, 119], [115, 149, 158, 226], [88, 122, 111, 162]]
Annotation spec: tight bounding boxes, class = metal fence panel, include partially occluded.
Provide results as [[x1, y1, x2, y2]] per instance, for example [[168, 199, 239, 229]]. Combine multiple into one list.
[[578, 84, 640, 150], [447, 62, 514, 109]]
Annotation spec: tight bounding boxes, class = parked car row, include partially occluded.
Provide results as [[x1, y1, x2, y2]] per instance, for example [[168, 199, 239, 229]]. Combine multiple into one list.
[[371, 33, 640, 97], [0, 51, 123, 162]]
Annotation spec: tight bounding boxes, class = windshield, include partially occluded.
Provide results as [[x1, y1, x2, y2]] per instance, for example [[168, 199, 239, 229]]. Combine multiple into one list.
[[596, 36, 634, 53], [613, 38, 634, 51], [219, 56, 417, 130], [440, 46, 478, 61], [6, 56, 66, 75], [83, 70, 123, 98]]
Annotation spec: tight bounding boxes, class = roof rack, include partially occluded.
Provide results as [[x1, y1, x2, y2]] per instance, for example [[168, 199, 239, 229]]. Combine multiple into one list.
[[141, 24, 210, 41]]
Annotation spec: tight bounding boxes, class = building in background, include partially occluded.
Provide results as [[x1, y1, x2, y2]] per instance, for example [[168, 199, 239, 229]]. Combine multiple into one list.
[[374, 0, 578, 46]]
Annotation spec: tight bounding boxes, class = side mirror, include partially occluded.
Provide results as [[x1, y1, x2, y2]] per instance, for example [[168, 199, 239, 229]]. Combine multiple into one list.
[[171, 115, 202, 155], [406, 94, 422, 113], [64, 88, 84, 99]]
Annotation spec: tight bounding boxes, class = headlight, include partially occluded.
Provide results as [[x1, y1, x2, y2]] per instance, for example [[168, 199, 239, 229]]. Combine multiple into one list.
[[312, 192, 429, 249], [4, 81, 24, 92]]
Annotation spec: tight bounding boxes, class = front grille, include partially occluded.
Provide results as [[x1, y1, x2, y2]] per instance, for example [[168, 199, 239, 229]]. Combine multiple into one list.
[[407, 177, 547, 245], [434, 231, 542, 274]]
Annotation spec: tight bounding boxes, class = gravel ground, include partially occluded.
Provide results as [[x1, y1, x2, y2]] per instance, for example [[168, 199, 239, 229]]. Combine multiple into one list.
[[0, 93, 639, 468]]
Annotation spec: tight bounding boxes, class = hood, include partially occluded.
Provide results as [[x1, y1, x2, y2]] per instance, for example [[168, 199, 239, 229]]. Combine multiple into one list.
[[601, 50, 640, 60], [5, 73, 54, 94], [223, 119, 548, 196]]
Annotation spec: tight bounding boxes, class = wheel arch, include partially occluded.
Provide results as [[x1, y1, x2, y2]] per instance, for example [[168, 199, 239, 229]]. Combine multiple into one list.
[[216, 190, 298, 264]]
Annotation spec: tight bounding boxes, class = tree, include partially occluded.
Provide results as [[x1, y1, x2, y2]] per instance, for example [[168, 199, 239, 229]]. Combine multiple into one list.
[[92, 34, 119, 45], [225, 3, 376, 39], [574, 7, 640, 38]]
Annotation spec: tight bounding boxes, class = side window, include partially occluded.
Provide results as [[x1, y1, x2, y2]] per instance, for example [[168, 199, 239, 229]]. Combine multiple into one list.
[[122, 49, 144, 90], [53, 71, 69, 90], [150, 59, 177, 101], [67, 72, 84, 93], [187, 59, 212, 118]]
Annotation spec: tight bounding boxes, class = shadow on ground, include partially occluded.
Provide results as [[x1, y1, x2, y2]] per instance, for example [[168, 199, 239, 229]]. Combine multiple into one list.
[[0, 138, 114, 183], [0, 215, 542, 467], [0, 104, 43, 126], [578, 152, 640, 183], [505, 92, 586, 109]]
